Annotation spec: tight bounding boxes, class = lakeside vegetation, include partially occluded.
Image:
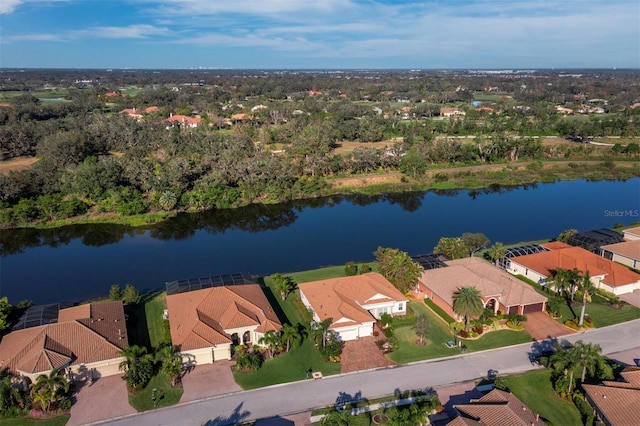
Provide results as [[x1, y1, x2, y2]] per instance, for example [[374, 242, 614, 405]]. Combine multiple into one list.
[[1, 69, 639, 230]]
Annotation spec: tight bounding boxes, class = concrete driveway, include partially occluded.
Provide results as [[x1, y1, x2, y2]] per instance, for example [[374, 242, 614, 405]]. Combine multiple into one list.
[[67, 374, 136, 426], [620, 289, 640, 308], [523, 311, 575, 341], [180, 360, 242, 403]]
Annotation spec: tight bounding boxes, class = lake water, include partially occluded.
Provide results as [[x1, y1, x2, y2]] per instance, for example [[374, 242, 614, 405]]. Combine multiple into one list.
[[1, 178, 638, 305]]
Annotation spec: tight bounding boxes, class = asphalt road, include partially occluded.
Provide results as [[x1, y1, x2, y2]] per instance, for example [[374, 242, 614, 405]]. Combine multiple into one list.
[[99, 319, 640, 426]]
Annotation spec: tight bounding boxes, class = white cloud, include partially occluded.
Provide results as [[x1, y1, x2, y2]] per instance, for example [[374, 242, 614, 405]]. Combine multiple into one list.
[[0, 0, 23, 14], [78, 24, 172, 39]]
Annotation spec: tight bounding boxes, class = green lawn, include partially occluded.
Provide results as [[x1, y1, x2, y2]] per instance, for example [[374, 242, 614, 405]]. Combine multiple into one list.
[[0, 416, 69, 426], [388, 302, 532, 364], [556, 300, 640, 328], [143, 292, 170, 349], [499, 369, 582, 426], [128, 372, 183, 411], [233, 339, 341, 389]]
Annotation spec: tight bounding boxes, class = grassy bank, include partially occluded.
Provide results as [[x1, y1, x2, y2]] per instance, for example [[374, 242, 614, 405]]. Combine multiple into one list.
[[8, 161, 639, 230]]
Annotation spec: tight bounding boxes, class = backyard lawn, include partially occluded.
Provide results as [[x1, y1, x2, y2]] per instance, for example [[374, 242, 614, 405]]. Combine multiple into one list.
[[498, 369, 582, 426], [388, 301, 532, 364], [0, 416, 69, 426]]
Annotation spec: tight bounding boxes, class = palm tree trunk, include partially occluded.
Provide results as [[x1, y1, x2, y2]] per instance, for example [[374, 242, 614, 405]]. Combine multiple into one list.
[[581, 363, 587, 382]]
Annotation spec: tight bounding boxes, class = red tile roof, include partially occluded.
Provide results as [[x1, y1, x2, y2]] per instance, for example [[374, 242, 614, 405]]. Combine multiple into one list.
[[451, 389, 545, 426], [0, 301, 128, 376], [583, 368, 640, 426], [512, 245, 640, 287], [166, 284, 281, 352], [420, 257, 547, 309], [166, 114, 202, 126], [298, 273, 407, 330]]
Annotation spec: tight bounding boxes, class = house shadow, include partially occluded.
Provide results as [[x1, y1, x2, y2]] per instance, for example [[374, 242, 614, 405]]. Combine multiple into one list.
[[255, 276, 291, 326], [441, 388, 483, 417], [203, 402, 250, 426]]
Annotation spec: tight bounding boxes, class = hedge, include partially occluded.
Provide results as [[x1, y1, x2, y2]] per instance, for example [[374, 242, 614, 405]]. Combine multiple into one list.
[[424, 298, 455, 324]]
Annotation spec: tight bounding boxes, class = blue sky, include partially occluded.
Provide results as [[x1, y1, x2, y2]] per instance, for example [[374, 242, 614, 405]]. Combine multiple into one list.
[[1, 0, 638, 69]]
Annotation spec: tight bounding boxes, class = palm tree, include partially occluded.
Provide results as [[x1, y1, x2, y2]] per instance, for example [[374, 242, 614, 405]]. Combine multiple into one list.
[[119, 345, 154, 391], [31, 369, 70, 412], [280, 323, 301, 352], [309, 318, 333, 348], [272, 274, 294, 301], [552, 268, 581, 302], [487, 242, 506, 266], [155, 345, 184, 387], [259, 330, 281, 359], [572, 340, 613, 383], [577, 272, 596, 326], [549, 342, 580, 394], [452, 287, 484, 332]]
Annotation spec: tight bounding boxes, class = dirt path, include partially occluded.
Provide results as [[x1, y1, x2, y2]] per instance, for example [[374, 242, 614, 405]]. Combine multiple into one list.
[[0, 156, 39, 175]]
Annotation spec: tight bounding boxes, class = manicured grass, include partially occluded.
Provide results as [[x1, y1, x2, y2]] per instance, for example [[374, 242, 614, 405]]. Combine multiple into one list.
[[144, 292, 170, 349], [500, 369, 582, 426], [128, 372, 183, 412], [0, 416, 69, 426], [233, 339, 341, 390], [388, 302, 532, 364]]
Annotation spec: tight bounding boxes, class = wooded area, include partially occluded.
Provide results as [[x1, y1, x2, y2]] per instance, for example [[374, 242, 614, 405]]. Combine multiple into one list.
[[0, 69, 638, 228]]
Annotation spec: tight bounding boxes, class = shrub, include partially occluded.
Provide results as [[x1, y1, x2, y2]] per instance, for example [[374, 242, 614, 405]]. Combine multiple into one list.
[[573, 393, 595, 426], [359, 263, 372, 273], [425, 298, 455, 323], [457, 330, 469, 338], [344, 261, 358, 276], [434, 172, 449, 182], [564, 319, 581, 330]]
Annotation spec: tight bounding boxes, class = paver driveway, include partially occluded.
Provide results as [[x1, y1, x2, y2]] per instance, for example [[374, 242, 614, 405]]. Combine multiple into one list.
[[67, 374, 136, 426], [180, 360, 241, 403], [523, 311, 575, 341], [341, 336, 395, 373]]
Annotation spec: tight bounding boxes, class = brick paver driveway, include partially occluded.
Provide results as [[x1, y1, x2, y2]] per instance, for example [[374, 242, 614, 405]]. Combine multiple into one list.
[[67, 374, 136, 426], [523, 311, 575, 341], [180, 360, 241, 403]]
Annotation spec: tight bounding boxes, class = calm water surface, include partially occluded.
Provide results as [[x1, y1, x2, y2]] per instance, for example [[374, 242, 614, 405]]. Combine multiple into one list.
[[1, 178, 638, 304]]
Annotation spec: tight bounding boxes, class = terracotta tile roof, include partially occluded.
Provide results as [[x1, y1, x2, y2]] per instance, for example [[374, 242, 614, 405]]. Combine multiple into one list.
[[166, 284, 281, 352], [145, 106, 159, 113], [298, 273, 407, 330], [512, 245, 640, 287], [601, 240, 640, 260], [420, 257, 547, 309], [583, 384, 640, 425], [623, 227, 640, 239], [0, 301, 128, 376], [166, 114, 202, 125], [541, 241, 572, 250], [452, 389, 545, 426], [0, 103, 11, 108]]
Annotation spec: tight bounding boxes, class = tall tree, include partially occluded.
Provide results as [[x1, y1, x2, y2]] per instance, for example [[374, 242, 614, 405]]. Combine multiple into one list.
[[549, 342, 580, 395], [578, 272, 596, 326], [280, 323, 301, 352], [272, 274, 295, 301], [572, 340, 613, 383], [374, 246, 424, 293], [461, 232, 490, 257], [433, 237, 467, 260], [309, 318, 333, 348], [155, 345, 184, 387], [452, 287, 484, 332]]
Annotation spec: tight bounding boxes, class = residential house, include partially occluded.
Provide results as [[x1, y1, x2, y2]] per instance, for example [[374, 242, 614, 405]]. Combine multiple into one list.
[[418, 257, 547, 319], [118, 108, 144, 121], [623, 226, 640, 241], [447, 388, 545, 425], [583, 366, 640, 426], [507, 242, 640, 295], [165, 274, 282, 366], [600, 240, 640, 269], [555, 106, 573, 114], [298, 273, 408, 342], [0, 301, 128, 382], [166, 114, 202, 128], [440, 107, 466, 117]]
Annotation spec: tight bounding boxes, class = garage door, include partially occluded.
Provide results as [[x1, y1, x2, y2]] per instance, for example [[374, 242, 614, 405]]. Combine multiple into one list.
[[523, 303, 544, 314], [338, 328, 359, 342]]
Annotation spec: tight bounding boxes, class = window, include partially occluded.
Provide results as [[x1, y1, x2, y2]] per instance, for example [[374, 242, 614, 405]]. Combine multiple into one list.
[[397, 303, 404, 311]]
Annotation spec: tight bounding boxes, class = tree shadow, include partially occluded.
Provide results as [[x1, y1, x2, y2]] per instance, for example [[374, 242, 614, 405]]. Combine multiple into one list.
[[335, 390, 365, 411], [255, 276, 290, 326], [203, 402, 251, 426], [528, 337, 572, 364]]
